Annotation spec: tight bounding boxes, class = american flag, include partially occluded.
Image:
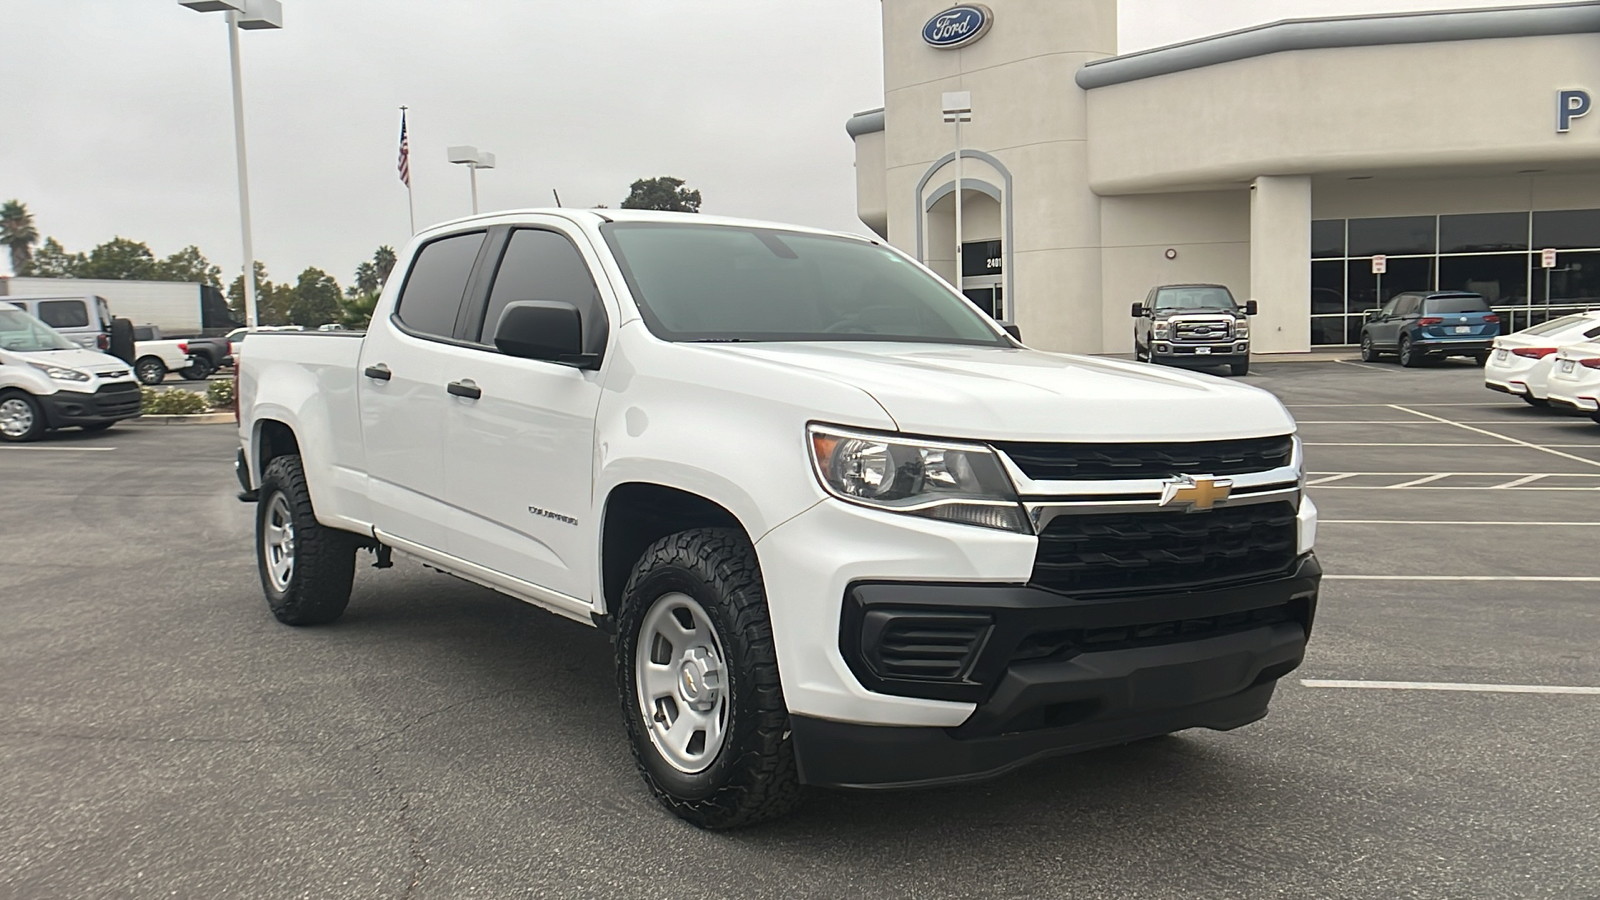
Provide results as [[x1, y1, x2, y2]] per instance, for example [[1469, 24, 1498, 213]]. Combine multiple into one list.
[[397, 110, 411, 187]]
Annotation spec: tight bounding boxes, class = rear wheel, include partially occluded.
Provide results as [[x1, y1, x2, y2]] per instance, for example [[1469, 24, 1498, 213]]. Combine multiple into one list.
[[0, 391, 46, 443], [1399, 336, 1421, 368], [256, 454, 358, 626], [1360, 334, 1380, 362], [135, 357, 167, 385], [180, 358, 216, 381], [616, 527, 799, 829]]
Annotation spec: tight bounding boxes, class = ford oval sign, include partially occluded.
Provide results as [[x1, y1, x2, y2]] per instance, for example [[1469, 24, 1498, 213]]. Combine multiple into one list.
[[923, 5, 993, 49]]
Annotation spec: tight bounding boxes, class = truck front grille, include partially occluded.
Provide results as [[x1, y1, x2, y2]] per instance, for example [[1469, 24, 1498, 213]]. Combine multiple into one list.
[[1172, 318, 1234, 342], [993, 435, 1293, 481], [1030, 501, 1297, 595]]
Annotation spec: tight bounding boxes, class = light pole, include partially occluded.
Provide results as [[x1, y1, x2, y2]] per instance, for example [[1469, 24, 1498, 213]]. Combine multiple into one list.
[[178, 0, 281, 330], [942, 91, 972, 294], [447, 146, 496, 215]]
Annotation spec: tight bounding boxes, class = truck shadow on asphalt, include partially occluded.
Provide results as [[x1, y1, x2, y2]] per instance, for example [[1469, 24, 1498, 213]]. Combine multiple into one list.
[[334, 562, 1289, 845]]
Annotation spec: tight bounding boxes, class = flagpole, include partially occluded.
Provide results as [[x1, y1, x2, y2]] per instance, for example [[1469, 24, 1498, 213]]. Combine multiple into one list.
[[400, 106, 416, 235]]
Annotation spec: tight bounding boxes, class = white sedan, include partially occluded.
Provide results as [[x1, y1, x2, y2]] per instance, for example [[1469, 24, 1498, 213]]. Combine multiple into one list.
[[1546, 338, 1600, 422], [1484, 312, 1600, 406]]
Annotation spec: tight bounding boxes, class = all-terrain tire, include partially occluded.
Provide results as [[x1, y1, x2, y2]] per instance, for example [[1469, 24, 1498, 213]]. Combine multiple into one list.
[[256, 454, 358, 626], [615, 527, 800, 829]]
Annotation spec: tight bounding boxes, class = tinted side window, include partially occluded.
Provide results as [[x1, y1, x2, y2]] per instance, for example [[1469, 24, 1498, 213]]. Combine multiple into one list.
[[38, 300, 89, 328], [1395, 295, 1422, 317], [133, 326, 155, 342], [396, 232, 486, 339], [479, 229, 608, 354]]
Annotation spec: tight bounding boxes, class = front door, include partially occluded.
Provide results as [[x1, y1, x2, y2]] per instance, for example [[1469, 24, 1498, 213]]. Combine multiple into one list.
[[358, 229, 488, 551], [1366, 296, 1403, 348], [440, 222, 611, 603]]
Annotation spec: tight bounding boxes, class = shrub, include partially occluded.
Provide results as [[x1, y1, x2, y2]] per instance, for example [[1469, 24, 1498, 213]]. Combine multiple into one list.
[[140, 386, 210, 415], [205, 379, 235, 411]]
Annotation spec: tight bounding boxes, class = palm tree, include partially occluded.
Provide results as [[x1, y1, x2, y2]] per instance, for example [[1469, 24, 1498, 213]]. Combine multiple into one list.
[[373, 246, 397, 287], [0, 200, 39, 275]]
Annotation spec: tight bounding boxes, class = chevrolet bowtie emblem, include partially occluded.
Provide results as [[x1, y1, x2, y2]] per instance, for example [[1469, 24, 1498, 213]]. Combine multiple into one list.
[[1160, 475, 1233, 512]]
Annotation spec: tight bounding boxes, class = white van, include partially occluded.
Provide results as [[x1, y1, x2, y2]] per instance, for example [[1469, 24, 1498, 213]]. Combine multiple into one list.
[[0, 302, 142, 442]]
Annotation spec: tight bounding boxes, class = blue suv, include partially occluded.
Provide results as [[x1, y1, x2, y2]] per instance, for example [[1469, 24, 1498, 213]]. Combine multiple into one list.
[[1359, 291, 1500, 367]]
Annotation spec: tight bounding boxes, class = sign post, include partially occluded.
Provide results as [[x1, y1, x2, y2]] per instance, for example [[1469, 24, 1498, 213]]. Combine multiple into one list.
[[1371, 255, 1386, 308]]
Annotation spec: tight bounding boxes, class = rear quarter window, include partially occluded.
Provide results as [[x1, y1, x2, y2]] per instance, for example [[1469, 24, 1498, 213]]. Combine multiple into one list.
[[38, 300, 89, 328]]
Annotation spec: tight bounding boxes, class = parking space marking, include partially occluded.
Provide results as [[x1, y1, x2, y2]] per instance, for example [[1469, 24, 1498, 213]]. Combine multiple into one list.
[[0, 446, 117, 452], [1322, 520, 1600, 526], [1305, 473, 1357, 485], [1287, 403, 1506, 408], [1302, 679, 1600, 695], [1492, 474, 1547, 488], [1324, 574, 1600, 582], [1390, 404, 1600, 469], [1386, 473, 1450, 488], [1305, 443, 1600, 448], [1306, 471, 1600, 490]]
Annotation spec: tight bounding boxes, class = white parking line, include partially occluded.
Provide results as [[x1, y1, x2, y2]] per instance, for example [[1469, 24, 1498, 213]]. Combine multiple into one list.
[[1304, 473, 1356, 485], [1287, 403, 1506, 408], [1390, 405, 1600, 470], [1491, 474, 1547, 488], [0, 446, 116, 452], [1324, 574, 1600, 582], [1302, 679, 1600, 695], [1385, 473, 1450, 488], [1305, 443, 1600, 448]]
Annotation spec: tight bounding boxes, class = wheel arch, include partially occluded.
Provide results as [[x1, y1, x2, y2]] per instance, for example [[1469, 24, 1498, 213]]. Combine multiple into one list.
[[598, 482, 750, 622], [253, 417, 301, 484]]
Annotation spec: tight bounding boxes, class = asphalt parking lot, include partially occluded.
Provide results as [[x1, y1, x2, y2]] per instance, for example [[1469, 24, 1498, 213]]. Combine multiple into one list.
[[3, 359, 1598, 898]]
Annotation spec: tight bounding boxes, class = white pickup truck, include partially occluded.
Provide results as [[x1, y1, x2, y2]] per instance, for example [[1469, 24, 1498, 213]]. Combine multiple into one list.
[[236, 209, 1320, 828]]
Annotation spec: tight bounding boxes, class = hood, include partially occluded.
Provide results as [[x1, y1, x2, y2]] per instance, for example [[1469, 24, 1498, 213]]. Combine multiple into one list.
[[6, 347, 133, 374], [696, 342, 1295, 442]]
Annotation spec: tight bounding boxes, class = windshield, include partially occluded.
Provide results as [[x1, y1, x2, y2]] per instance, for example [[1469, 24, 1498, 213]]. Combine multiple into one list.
[[0, 308, 79, 352], [1424, 295, 1491, 314], [601, 223, 1008, 346], [1154, 286, 1237, 311]]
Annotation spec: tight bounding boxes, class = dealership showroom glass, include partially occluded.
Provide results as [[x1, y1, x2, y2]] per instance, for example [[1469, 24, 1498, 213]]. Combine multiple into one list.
[[847, 0, 1600, 352]]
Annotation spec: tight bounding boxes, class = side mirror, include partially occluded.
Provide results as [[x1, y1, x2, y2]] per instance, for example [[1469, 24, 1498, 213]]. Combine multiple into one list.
[[1001, 323, 1022, 341], [1131, 303, 1146, 318], [1366, 309, 1382, 322], [1244, 300, 1259, 316], [493, 301, 594, 367]]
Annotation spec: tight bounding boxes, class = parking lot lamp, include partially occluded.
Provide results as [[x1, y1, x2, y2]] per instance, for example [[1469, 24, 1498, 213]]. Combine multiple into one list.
[[447, 146, 497, 215], [176, 0, 282, 330]]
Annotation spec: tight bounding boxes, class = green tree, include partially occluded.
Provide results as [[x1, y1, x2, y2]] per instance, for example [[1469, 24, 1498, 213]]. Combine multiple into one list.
[[0, 200, 39, 275], [76, 237, 160, 280], [620, 177, 701, 213], [373, 246, 398, 286], [288, 267, 342, 327], [352, 261, 380, 296], [228, 261, 294, 325], [154, 245, 223, 287], [25, 237, 84, 277]]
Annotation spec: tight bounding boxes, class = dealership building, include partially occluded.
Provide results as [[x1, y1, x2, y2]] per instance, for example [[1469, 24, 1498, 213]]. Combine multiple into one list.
[[847, 0, 1600, 354]]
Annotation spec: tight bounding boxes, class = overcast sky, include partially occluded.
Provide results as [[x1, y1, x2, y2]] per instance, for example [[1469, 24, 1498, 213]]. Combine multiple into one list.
[[0, 0, 1562, 286]]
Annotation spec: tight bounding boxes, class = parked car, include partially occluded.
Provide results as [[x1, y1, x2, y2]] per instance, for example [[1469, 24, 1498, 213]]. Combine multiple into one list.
[[1484, 311, 1600, 406], [1546, 339, 1600, 422], [131, 325, 203, 385], [1, 294, 114, 352], [0, 302, 142, 442], [236, 209, 1320, 828], [1131, 284, 1256, 376], [1359, 291, 1499, 366]]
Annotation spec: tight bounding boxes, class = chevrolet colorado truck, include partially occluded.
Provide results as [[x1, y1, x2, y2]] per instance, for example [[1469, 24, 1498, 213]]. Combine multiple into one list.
[[235, 210, 1320, 828]]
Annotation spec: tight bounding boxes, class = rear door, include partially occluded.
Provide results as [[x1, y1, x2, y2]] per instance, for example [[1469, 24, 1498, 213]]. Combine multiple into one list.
[[358, 230, 489, 551], [438, 221, 612, 602]]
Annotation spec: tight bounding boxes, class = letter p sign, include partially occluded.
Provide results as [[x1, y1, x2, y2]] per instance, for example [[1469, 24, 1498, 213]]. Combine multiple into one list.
[[1559, 89, 1592, 133]]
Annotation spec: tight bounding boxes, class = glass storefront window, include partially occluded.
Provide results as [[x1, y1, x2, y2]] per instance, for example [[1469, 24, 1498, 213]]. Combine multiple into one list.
[[1439, 212, 1528, 253], [1312, 220, 1345, 258], [1532, 209, 1600, 251], [1438, 253, 1529, 305], [1310, 316, 1346, 345], [1346, 256, 1434, 312], [1531, 249, 1600, 304], [1311, 260, 1344, 314], [1348, 216, 1436, 256]]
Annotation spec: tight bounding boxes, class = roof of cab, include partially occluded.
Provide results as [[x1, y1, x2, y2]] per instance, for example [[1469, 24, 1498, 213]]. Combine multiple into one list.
[[412, 208, 873, 243]]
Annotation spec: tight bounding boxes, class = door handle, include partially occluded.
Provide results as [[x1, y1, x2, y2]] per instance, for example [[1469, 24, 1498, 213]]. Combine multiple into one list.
[[447, 379, 482, 400], [364, 364, 392, 381]]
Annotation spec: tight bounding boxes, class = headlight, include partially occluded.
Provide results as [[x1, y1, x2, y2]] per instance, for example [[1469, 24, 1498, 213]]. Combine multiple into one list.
[[29, 362, 90, 382], [807, 425, 1029, 532], [1152, 321, 1170, 339], [1234, 320, 1250, 338]]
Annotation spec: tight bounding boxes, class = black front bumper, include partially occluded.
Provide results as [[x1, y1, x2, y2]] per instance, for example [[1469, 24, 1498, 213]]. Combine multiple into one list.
[[793, 555, 1320, 789], [38, 384, 143, 428], [1154, 349, 1249, 367]]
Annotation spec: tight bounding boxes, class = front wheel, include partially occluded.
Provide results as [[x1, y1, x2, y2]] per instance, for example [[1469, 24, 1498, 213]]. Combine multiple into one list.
[[0, 391, 46, 443], [1230, 360, 1249, 376], [616, 528, 799, 829], [1360, 334, 1380, 363], [256, 454, 358, 626], [135, 357, 167, 385]]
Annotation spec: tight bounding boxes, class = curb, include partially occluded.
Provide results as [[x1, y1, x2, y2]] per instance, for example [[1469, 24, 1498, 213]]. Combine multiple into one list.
[[126, 413, 236, 426]]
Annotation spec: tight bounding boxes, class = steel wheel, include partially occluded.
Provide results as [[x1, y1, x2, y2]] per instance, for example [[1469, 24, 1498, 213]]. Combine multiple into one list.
[[0, 397, 36, 440], [262, 491, 297, 593], [634, 591, 729, 774]]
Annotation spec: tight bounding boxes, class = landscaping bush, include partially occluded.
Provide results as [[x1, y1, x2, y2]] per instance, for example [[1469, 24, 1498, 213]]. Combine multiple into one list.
[[205, 379, 235, 411], [140, 386, 211, 415]]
